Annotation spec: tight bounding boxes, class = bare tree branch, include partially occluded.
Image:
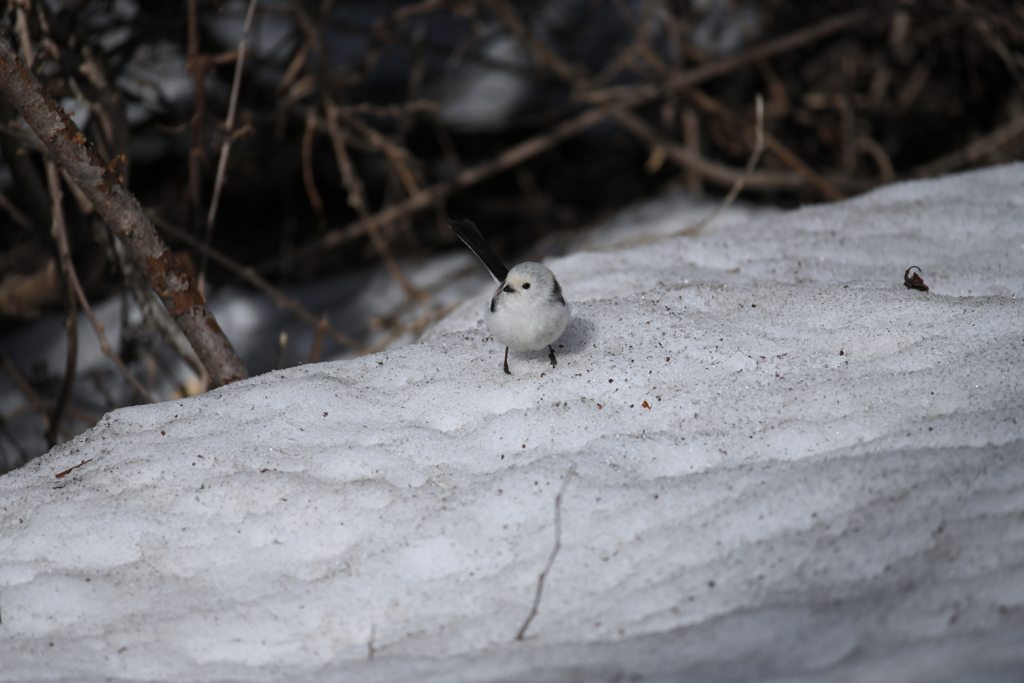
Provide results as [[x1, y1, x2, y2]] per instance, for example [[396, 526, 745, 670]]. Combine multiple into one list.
[[44, 160, 77, 447], [0, 34, 248, 387], [206, 0, 260, 232], [265, 106, 611, 273]]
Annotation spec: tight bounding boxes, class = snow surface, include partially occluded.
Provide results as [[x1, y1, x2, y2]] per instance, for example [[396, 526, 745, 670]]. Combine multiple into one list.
[[1, 164, 1023, 682]]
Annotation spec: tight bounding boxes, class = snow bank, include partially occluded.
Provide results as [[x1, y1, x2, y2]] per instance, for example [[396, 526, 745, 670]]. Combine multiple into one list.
[[1, 164, 1022, 682]]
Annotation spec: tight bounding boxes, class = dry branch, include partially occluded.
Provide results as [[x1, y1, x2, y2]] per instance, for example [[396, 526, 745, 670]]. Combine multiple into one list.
[[517, 464, 576, 641], [323, 95, 419, 299], [683, 89, 846, 201], [0, 352, 71, 443], [913, 112, 1024, 178], [266, 106, 611, 273], [206, 0, 260, 232], [44, 160, 77, 447], [580, 9, 872, 107], [0, 34, 248, 387], [148, 212, 361, 351], [186, 0, 208, 240], [47, 161, 155, 405], [607, 104, 804, 190], [680, 94, 766, 235]]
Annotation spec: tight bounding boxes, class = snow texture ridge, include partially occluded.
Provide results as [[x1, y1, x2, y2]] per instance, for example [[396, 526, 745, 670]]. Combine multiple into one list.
[[1, 164, 1023, 682]]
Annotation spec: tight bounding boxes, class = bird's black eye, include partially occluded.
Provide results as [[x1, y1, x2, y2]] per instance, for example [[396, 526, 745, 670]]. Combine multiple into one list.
[[522, 282, 531, 289]]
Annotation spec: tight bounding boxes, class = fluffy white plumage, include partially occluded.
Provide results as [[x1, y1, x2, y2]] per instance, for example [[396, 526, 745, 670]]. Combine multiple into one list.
[[485, 262, 571, 352]]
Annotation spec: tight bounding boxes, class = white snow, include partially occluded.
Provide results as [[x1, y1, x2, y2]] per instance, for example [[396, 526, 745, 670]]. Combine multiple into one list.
[[1, 163, 1023, 682]]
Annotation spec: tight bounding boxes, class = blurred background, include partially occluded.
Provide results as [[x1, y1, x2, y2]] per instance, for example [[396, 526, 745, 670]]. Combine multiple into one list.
[[1, 0, 1022, 471]]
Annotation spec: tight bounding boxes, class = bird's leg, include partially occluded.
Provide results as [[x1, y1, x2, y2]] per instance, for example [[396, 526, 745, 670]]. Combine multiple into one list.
[[503, 347, 512, 375], [548, 345, 557, 368]]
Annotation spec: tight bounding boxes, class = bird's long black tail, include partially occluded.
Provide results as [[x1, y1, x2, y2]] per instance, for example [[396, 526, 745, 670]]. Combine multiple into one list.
[[449, 218, 510, 283]]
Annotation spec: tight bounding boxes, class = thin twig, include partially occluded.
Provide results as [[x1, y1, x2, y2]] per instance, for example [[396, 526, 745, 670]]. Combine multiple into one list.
[[301, 108, 324, 220], [338, 100, 439, 118], [263, 106, 610, 274], [46, 171, 154, 404], [44, 160, 77, 447], [357, 302, 458, 357], [580, 9, 871, 107], [276, 39, 312, 97], [323, 95, 420, 299], [13, 6, 35, 69], [1, 352, 60, 441], [299, 0, 423, 302], [912, 111, 1024, 178], [681, 106, 703, 195], [592, 6, 840, 202], [340, 112, 422, 196], [308, 312, 328, 363], [0, 415, 31, 468], [482, 0, 579, 82], [186, 0, 208, 240], [679, 94, 766, 235], [206, 0, 260, 232], [55, 458, 92, 479], [148, 211, 362, 351], [110, 233, 208, 390], [683, 88, 845, 201], [858, 134, 896, 182], [0, 187, 33, 230], [516, 464, 577, 641], [606, 103, 802, 190], [275, 330, 288, 370]]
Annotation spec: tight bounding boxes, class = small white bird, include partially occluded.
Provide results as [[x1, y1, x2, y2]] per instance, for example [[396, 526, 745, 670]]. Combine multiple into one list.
[[450, 218, 571, 375]]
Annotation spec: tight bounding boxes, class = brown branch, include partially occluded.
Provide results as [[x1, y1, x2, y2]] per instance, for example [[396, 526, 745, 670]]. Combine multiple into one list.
[[581, 9, 872, 107], [301, 108, 325, 219], [481, 0, 580, 83], [148, 211, 362, 351], [358, 301, 458, 357], [265, 106, 610, 273], [335, 100, 439, 118], [46, 164, 154, 404], [516, 464, 576, 641], [186, 0, 208, 239], [323, 96, 421, 300], [482, 5, 843, 200], [308, 312, 328, 363], [44, 160, 77, 447], [0, 185, 33, 230], [858, 134, 896, 182], [275, 330, 289, 370], [679, 94, 766, 235], [912, 111, 1024, 178], [292, 0, 421, 301], [0, 352, 65, 443], [206, 0, 260, 232], [681, 106, 703, 195], [110, 233, 208, 390], [340, 112, 422, 196], [0, 34, 248, 387], [606, 104, 804, 190], [275, 39, 311, 97], [55, 458, 92, 479], [683, 88, 846, 201], [582, 6, 845, 202]]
